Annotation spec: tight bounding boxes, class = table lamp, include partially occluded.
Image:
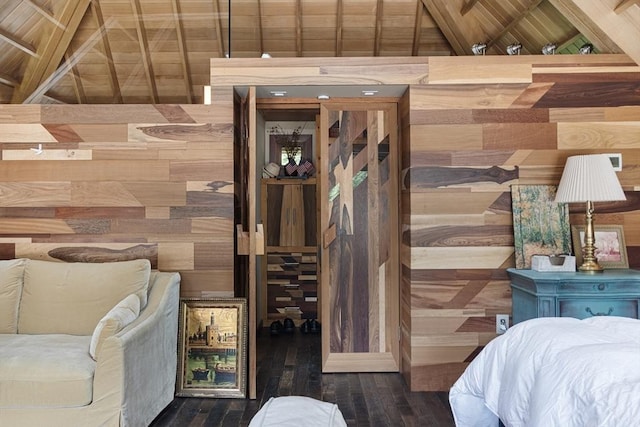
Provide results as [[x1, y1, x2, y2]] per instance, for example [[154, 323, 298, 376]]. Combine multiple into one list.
[[554, 154, 626, 272]]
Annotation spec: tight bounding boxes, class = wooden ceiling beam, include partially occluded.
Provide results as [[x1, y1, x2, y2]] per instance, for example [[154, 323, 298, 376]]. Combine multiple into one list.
[[295, 0, 302, 57], [336, 0, 343, 56], [461, 0, 482, 16], [91, 0, 122, 103], [130, 0, 159, 103], [0, 27, 37, 56], [422, 0, 484, 55], [549, 0, 638, 63], [257, 0, 265, 55], [11, 0, 91, 103], [23, 0, 65, 30], [412, 0, 424, 55], [64, 50, 86, 104], [374, 0, 383, 56], [0, 72, 19, 87], [212, 0, 226, 57], [23, 19, 110, 103], [171, 0, 195, 103], [615, 0, 640, 13], [486, 0, 544, 50]]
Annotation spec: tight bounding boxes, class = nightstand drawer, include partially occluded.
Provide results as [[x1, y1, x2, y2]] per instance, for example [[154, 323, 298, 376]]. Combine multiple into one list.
[[559, 298, 638, 320]]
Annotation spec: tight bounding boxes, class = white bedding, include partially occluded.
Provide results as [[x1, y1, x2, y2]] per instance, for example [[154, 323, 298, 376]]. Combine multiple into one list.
[[449, 316, 640, 427]]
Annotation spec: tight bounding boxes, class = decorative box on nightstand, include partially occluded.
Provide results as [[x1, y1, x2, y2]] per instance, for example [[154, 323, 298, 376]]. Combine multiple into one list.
[[507, 268, 640, 324]]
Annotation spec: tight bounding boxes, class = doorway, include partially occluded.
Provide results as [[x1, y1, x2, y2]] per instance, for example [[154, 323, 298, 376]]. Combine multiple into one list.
[[242, 88, 402, 397]]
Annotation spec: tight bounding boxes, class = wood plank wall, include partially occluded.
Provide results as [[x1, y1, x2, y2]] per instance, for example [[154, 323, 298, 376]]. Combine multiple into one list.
[[406, 56, 640, 390], [211, 54, 640, 391], [0, 104, 234, 298]]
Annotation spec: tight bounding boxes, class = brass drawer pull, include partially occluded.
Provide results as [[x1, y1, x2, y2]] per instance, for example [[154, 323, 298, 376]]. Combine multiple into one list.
[[585, 307, 614, 317]]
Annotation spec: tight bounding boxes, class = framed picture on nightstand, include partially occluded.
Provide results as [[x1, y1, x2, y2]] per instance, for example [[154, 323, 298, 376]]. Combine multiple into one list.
[[511, 184, 572, 269], [571, 224, 629, 269]]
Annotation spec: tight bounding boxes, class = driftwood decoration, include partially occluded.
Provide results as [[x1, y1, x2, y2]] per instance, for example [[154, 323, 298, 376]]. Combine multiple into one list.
[[406, 165, 518, 188], [136, 123, 231, 142], [48, 244, 158, 266]]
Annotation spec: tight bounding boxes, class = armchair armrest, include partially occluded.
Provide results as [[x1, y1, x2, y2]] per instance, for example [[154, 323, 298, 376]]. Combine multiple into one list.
[[93, 271, 180, 427]]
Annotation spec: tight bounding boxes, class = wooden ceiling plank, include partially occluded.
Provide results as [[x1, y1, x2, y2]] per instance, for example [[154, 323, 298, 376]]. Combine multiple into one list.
[[412, 0, 424, 55], [11, 0, 92, 104], [295, 0, 303, 57], [374, 0, 383, 56], [336, 0, 343, 56], [171, 0, 195, 103], [614, 0, 640, 13], [23, 19, 111, 104], [130, 0, 159, 103], [91, 0, 123, 103], [23, 0, 66, 30], [486, 0, 545, 50], [24, 18, 113, 103], [422, 0, 482, 55], [258, 0, 265, 55], [0, 27, 37, 56], [548, 0, 624, 55], [0, 72, 19, 87], [212, 0, 226, 57], [461, 0, 482, 16], [64, 51, 86, 104]]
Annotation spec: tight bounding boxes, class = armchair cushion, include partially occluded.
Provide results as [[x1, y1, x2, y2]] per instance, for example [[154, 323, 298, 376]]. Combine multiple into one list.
[[0, 258, 26, 334], [90, 293, 141, 360], [0, 334, 95, 408], [18, 259, 151, 335]]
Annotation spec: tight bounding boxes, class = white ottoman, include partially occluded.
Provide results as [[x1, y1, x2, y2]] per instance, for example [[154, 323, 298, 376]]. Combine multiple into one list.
[[249, 396, 347, 427]]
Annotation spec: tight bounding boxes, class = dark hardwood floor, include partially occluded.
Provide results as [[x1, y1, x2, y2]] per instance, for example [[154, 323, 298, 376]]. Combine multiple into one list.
[[150, 328, 455, 426]]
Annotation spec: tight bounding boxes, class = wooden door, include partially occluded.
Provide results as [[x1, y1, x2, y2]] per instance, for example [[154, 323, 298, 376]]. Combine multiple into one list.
[[319, 102, 400, 372]]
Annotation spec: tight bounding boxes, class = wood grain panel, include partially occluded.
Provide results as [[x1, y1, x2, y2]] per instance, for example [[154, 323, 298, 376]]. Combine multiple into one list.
[[557, 121, 640, 149], [410, 124, 482, 151], [0, 105, 234, 298], [408, 192, 506, 215], [0, 105, 41, 123], [427, 58, 532, 84], [409, 247, 514, 269], [410, 84, 531, 110], [483, 123, 558, 150], [0, 124, 58, 142], [535, 82, 640, 108], [2, 149, 92, 161]]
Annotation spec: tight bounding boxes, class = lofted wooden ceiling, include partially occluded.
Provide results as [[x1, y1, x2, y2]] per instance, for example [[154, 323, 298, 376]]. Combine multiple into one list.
[[0, 0, 639, 105]]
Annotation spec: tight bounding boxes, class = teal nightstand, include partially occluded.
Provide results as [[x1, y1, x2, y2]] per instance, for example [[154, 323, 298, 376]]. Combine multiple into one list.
[[507, 268, 640, 324]]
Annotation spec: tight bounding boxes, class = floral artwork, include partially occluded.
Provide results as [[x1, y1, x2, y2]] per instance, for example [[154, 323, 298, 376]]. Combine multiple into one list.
[[511, 185, 572, 269]]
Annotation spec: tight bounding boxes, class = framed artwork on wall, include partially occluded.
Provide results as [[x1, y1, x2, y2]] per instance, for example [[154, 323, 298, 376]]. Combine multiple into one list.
[[571, 224, 629, 269], [511, 185, 572, 269], [176, 298, 247, 398]]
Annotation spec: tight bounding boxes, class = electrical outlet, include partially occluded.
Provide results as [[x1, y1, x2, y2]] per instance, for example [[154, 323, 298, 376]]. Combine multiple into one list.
[[496, 314, 509, 334]]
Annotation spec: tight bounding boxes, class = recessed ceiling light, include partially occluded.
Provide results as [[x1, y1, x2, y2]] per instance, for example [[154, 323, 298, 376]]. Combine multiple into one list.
[[270, 91, 287, 97], [317, 94, 330, 100], [362, 90, 378, 96]]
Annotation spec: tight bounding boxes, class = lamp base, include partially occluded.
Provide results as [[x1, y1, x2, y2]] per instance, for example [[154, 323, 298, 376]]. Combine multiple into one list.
[[578, 260, 604, 273]]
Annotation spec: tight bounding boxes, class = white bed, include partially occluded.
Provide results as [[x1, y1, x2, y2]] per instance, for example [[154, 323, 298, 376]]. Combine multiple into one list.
[[449, 316, 640, 427]]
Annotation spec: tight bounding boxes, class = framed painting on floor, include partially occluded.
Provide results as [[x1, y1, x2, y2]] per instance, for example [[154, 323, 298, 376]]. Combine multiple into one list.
[[176, 298, 247, 398]]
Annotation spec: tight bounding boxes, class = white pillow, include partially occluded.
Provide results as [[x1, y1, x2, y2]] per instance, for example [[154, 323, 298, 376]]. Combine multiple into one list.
[[19, 258, 151, 335], [89, 294, 141, 360]]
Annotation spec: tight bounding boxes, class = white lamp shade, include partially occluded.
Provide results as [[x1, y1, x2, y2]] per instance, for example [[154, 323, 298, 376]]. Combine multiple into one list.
[[555, 154, 626, 203]]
